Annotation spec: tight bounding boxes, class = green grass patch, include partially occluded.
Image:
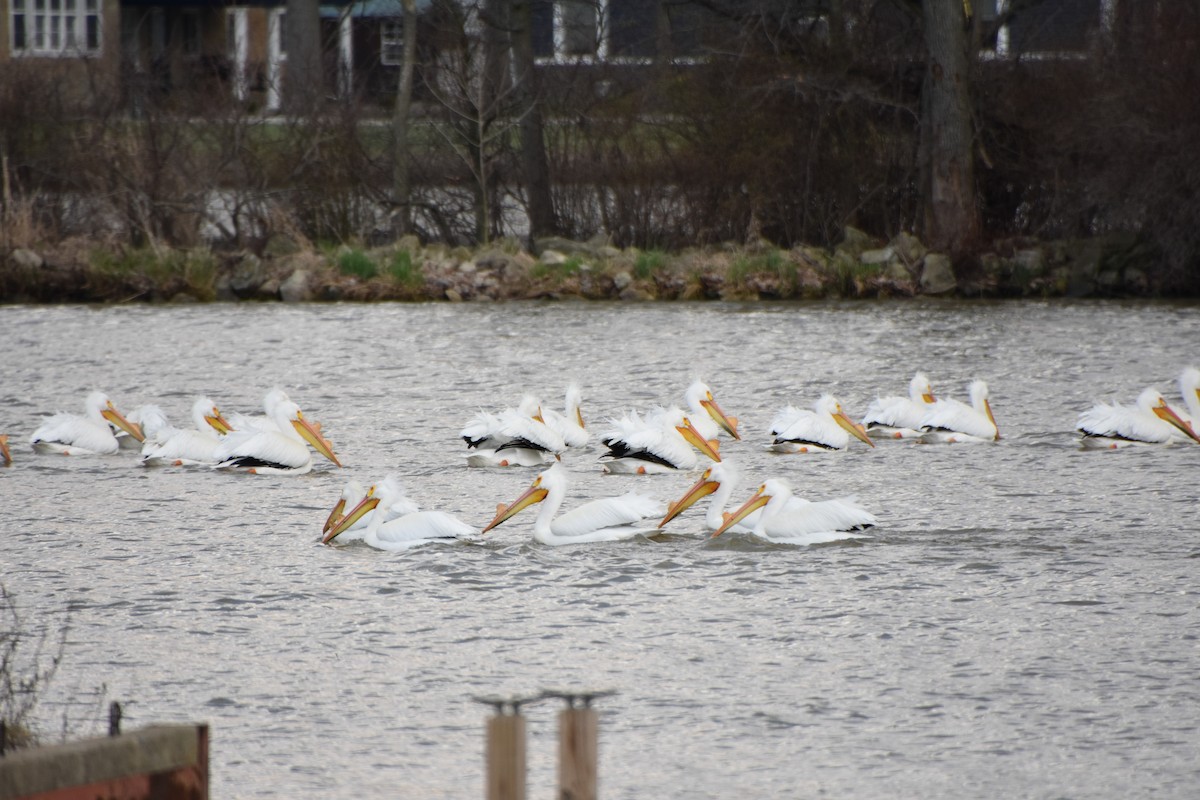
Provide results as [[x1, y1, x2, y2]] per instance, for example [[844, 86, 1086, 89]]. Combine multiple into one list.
[[387, 250, 423, 287], [634, 249, 667, 280], [337, 248, 377, 280]]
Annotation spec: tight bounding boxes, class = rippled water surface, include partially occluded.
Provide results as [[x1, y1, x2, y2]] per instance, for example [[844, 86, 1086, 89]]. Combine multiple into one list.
[[3, 300, 1199, 798]]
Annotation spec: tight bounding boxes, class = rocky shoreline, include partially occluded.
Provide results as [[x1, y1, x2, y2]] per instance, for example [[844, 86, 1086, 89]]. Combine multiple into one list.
[[0, 227, 1169, 304]]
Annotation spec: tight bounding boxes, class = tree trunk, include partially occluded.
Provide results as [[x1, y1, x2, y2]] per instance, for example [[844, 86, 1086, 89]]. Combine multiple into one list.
[[510, 0, 556, 240], [391, 0, 419, 237], [919, 0, 980, 258], [285, 0, 324, 113]]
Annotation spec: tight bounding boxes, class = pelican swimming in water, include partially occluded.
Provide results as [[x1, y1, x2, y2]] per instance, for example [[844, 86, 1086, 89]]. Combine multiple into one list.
[[1076, 386, 1200, 448], [226, 388, 292, 434], [483, 462, 666, 545], [321, 477, 422, 540], [30, 391, 144, 455], [324, 477, 476, 549], [709, 477, 876, 545], [919, 380, 1000, 443], [538, 384, 590, 450], [1175, 367, 1200, 435], [682, 380, 741, 442], [140, 397, 234, 466], [599, 407, 722, 474], [862, 373, 936, 439], [213, 397, 340, 474], [118, 405, 171, 450], [0, 434, 11, 466], [768, 395, 875, 453], [462, 394, 566, 467], [659, 461, 876, 536]]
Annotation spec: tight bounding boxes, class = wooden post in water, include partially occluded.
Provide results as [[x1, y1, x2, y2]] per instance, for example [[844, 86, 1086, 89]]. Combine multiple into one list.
[[474, 694, 540, 800], [544, 690, 613, 800]]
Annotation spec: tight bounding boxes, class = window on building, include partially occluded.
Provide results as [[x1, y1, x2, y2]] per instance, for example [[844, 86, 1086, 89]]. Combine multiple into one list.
[[10, 0, 102, 56], [530, 0, 711, 63], [381, 19, 404, 66]]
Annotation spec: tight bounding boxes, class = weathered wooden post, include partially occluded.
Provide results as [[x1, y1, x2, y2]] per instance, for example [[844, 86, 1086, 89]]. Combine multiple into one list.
[[544, 690, 614, 800], [473, 694, 540, 800]]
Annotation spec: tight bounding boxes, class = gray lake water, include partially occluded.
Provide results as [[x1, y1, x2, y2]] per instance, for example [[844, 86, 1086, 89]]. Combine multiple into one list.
[[2, 300, 1198, 799]]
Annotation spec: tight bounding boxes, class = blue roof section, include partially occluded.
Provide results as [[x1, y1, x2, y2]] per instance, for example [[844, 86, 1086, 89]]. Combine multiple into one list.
[[319, 0, 432, 19]]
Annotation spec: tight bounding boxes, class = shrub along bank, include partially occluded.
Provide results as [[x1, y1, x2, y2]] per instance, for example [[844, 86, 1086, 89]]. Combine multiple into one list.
[[0, 228, 1171, 304]]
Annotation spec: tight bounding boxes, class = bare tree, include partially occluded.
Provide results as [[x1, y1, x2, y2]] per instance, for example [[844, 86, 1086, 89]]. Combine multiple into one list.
[[918, 0, 980, 256], [392, 0, 421, 237], [286, 0, 324, 112]]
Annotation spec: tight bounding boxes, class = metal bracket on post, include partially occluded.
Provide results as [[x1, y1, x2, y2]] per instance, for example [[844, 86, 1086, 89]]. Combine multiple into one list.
[[473, 693, 545, 800], [542, 690, 614, 800]]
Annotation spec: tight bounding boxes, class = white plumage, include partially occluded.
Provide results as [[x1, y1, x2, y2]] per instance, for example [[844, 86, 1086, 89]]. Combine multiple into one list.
[[682, 380, 741, 441], [1176, 367, 1200, 435], [769, 394, 875, 453], [862, 372, 936, 439], [324, 476, 476, 549], [1077, 386, 1200, 448], [322, 477, 422, 540], [919, 380, 1000, 442], [30, 391, 144, 455], [461, 394, 566, 467], [214, 398, 341, 474], [140, 397, 232, 466], [483, 462, 666, 545], [661, 462, 876, 537], [599, 406, 722, 474], [710, 477, 876, 545], [539, 384, 590, 449]]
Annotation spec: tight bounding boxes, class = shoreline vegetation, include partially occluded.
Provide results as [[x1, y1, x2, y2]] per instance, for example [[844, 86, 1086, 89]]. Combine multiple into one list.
[[0, 227, 1174, 305]]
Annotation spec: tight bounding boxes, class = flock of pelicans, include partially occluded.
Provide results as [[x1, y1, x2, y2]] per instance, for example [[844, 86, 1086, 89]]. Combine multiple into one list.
[[4, 367, 1198, 549]]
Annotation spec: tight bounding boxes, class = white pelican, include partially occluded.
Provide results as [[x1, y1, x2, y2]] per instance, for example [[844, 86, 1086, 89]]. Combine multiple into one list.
[[599, 407, 722, 474], [862, 373, 936, 439], [768, 395, 875, 453], [140, 397, 234, 466], [324, 477, 476, 549], [710, 478, 876, 545], [1176, 367, 1200, 434], [321, 477, 421, 540], [1077, 386, 1200, 448], [659, 461, 876, 536], [119, 404, 172, 450], [683, 380, 741, 441], [462, 395, 565, 467], [539, 384, 589, 449], [1, 434, 11, 466], [30, 391, 144, 455], [213, 398, 341, 474], [919, 380, 999, 443], [482, 462, 666, 545], [226, 388, 292, 434]]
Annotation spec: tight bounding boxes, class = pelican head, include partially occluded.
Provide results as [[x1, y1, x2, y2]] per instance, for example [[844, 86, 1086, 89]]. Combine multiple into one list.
[[686, 380, 740, 440], [659, 461, 742, 528], [482, 464, 559, 533], [711, 479, 783, 538], [675, 415, 722, 462], [323, 479, 367, 534], [195, 396, 233, 435], [911, 373, 935, 404], [323, 485, 380, 543], [1180, 367, 1200, 415], [1141, 388, 1200, 444], [89, 392, 145, 442], [818, 394, 874, 448], [277, 400, 342, 467], [565, 383, 585, 429], [967, 380, 1000, 440]]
